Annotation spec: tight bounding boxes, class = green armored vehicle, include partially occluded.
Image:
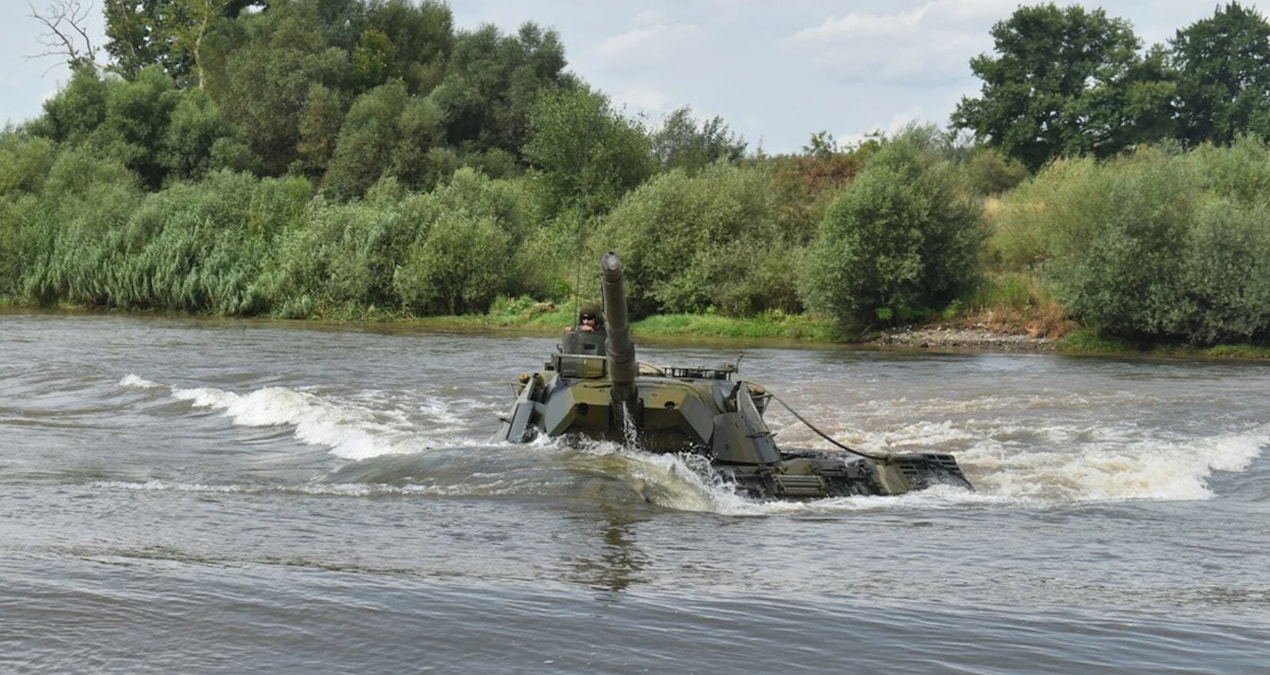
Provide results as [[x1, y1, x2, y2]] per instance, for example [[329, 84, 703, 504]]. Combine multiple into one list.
[[497, 252, 972, 500]]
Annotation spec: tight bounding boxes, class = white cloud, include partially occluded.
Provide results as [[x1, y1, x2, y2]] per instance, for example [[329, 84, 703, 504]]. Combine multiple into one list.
[[790, 7, 927, 42], [593, 23, 700, 66], [607, 82, 673, 115], [782, 0, 1021, 87]]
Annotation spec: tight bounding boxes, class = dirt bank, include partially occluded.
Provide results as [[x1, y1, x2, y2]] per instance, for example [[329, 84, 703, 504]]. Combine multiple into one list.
[[870, 324, 1056, 352]]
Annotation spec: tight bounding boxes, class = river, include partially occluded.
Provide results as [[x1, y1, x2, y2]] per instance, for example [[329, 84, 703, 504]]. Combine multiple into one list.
[[3, 311, 1268, 673]]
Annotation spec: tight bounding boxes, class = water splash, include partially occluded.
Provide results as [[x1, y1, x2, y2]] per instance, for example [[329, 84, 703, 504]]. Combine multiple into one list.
[[116, 373, 1270, 513], [120, 375, 440, 459], [962, 424, 1269, 502]]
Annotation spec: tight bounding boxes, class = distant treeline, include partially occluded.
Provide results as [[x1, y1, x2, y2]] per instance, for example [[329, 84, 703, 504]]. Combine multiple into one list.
[[1, 0, 1269, 346]]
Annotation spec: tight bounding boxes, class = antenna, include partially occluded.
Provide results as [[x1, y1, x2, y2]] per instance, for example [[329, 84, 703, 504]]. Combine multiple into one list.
[[573, 174, 587, 324], [572, 121, 592, 325]]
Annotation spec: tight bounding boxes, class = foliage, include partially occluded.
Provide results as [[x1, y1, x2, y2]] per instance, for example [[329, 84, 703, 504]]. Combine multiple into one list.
[[964, 147, 1030, 195], [0, 133, 55, 295], [104, 0, 263, 83], [952, 3, 1172, 171], [1179, 197, 1270, 343], [595, 163, 792, 317], [433, 22, 568, 159], [649, 106, 747, 174], [763, 136, 872, 248], [802, 126, 984, 327], [392, 168, 529, 315], [21, 147, 144, 306], [214, 3, 350, 176], [108, 170, 273, 313], [364, 0, 453, 95], [160, 85, 255, 179], [96, 65, 183, 189], [0, 134, 57, 197], [12, 0, 1270, 352], [524, 86, 654, 222], [1054, 328, 1136, 354], [324, 81, 409, 198], [986, 157, 1112, 274], [992, 143, 1270, 344], [1171, 2, 1270, 147], [31, 64, 109, 145]]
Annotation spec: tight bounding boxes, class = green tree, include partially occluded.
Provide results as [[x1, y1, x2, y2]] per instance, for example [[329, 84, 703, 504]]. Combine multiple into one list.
[[350, 27, 398, 91], [1049, 152, 1196, 338], [649, 106, 746, 174], [523, 86, 653, 222], [1170, 2, 1270, 147], [296, 82, 346, 177], [431, 22, 567, 158], [97, 65, 183, 189], [1004, 144, 1270, 344], [1179, 198, 1270, 343], [104, 0, 257, 84], [965, 147, 1030, 195], [596, 163, 791, 316], [324, 81, 409, 198], [952, 3, 1169, 171], [364, 0, 453, 95], [215, 3, 349, 175], [32, 63, 108, 145], [392, 168, 527, 314], [802, 127, 984, 326], [0, 134, 57, 297], [390, 96, 447, 189], [159, 86, 254, 179]]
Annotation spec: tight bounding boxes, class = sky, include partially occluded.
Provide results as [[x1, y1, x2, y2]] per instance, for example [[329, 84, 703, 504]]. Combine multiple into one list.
[[0, 1, 1255, 155]]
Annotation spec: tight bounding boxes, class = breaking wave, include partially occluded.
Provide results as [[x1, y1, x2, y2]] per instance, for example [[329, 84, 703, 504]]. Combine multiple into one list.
[[117, 374, 1268, 514]]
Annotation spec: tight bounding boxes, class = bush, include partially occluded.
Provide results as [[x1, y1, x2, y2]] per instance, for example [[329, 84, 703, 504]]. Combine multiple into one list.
[[394, 210, 512, 314], [594, 163, 796, 317], [986, 157, 1110, 274], [22, 148, 143, 305], [1006, 144, 1270, 345], [1050, 153, 1196, 337], [390, 168, 528, 315], [966, 147, 1029, 195], [105, 170, 270, 313], [1178, 198, 1270, 343], [801, 127, 983, 326]]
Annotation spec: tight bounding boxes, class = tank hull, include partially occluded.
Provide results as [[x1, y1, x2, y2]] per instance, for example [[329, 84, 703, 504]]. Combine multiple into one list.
[[497, 365, 972, 500], [496, 252, 971, 500]]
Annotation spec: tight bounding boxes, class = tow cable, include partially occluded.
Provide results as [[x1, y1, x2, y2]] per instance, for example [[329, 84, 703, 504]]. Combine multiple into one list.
[[768, 392, 889, 462]]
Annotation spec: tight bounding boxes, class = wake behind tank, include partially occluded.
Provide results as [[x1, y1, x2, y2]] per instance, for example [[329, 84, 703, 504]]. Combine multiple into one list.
[[496, 252, 972, 500]]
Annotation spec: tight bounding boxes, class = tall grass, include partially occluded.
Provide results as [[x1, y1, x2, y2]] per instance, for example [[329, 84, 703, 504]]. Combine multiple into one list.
[[958, 272, 1069, 337]]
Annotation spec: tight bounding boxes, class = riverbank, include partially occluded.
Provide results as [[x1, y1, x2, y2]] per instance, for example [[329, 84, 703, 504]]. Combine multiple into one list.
[[870, 324, 1056, 352]]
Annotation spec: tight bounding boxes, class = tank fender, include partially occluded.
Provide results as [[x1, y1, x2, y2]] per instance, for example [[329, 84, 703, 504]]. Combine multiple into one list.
[[498, 373, 544, 442]]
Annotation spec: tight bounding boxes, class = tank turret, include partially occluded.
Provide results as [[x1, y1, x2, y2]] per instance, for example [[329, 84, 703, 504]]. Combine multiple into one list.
[[497, 252, 972, 499]]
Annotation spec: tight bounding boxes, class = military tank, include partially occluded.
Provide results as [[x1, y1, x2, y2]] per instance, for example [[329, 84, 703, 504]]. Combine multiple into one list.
[[497, 252, 972, 500]]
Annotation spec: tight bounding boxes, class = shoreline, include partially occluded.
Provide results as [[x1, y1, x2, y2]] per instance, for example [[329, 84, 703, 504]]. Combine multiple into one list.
[[869, 324, 1056, 352], [5, 305, 1265, 359]]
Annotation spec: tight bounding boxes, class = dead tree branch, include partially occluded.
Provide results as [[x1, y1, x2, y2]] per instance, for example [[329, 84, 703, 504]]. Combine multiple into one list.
[[27, 0, 99, 73]]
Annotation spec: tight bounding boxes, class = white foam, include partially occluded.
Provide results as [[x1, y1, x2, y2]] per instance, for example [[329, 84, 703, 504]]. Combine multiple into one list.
[[962, 424, 1269, 502], [120, 374, 163, 389], [123, 375, 443, 460], [117, 373, 1269, 511]]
